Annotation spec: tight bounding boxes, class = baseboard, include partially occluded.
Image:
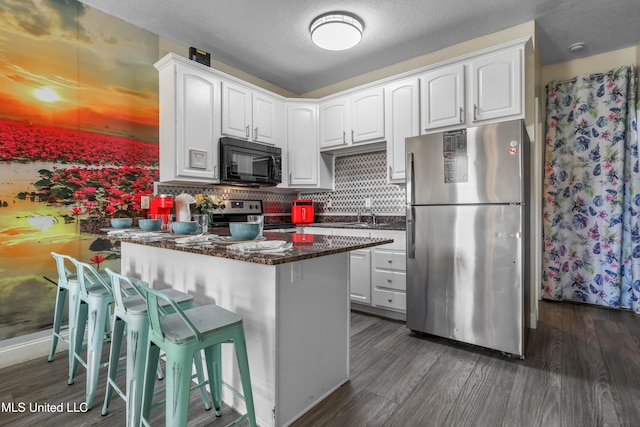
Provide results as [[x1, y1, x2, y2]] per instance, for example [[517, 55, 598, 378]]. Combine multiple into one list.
[[0, 329, 67, 369]]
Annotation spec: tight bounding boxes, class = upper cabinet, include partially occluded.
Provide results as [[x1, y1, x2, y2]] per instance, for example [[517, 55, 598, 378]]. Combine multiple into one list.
[[385, 78, 420, 183], [319, 87, 385, 150], [469, 48, 522, 122], [155, 55, 221, 183], [421, 45, 523, 133], [286, 102, 333, 189], [221, 81, 284, 146]]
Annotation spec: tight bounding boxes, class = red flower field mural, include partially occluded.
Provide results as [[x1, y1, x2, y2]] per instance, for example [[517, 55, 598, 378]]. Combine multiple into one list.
[[0, 0, 160, 340]]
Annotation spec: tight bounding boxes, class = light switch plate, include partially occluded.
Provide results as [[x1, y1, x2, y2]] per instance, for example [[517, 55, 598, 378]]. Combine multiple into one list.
[[141, 196, 150, 209]]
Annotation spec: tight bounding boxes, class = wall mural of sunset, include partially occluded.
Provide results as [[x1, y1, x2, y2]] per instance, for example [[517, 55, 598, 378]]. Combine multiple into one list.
[[0, 0, 159, 340]]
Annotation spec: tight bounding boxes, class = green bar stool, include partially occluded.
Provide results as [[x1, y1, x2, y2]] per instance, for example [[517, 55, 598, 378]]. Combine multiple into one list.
[[139, 284, 257, 427], [101, 269, 211, 427], [48, 252, 77, 363], [68, 259, 115, 410], [49, 253, 111, 384]]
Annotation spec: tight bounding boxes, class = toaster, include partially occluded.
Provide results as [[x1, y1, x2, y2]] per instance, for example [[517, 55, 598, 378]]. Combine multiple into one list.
[[291, 199, 314, 225]]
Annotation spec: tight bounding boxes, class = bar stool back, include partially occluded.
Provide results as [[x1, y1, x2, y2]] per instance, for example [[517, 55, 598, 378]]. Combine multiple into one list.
[[140, 284, 256, 427], [101, 269, 211, 426]]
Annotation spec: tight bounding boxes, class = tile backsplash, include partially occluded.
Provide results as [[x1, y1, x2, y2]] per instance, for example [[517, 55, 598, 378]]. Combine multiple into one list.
[[156, 150, 406, 216], [301, 150, 406, 215]]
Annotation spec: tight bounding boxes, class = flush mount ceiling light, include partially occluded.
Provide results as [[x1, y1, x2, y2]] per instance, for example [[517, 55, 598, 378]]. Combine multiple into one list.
[[568, 42, 586, 53], [310, 12, 364, 51]]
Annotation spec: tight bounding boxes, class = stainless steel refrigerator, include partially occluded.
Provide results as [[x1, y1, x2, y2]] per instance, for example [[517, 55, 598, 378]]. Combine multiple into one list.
[[405, 119, 530, 357]]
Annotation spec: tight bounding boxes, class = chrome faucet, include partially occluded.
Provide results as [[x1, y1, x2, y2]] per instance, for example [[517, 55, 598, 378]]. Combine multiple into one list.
[[371, 212, 377, 225], [356, 209, 362, 223]]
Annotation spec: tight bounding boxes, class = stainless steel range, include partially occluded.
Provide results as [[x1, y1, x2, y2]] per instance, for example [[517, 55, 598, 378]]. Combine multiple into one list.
[[211, 199, 296, 231]]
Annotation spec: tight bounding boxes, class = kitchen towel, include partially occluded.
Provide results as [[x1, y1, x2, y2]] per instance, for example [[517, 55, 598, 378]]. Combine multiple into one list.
[[227, 240, 292, 253]]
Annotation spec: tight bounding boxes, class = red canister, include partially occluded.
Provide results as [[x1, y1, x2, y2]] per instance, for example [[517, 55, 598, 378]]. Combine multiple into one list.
[[291, 199, 314, 225]]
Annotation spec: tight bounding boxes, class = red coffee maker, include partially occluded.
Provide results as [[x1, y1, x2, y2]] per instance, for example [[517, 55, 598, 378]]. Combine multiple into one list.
[[292, 199, 314, 225], [149, 195, 174, 228]]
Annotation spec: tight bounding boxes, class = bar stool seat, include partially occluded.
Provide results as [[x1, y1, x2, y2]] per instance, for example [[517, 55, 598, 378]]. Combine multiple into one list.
[[101, 269, 211, 427], [140, 284, 257, 427]]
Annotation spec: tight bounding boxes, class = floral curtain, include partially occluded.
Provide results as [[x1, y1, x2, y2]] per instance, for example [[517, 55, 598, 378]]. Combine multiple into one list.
[[542, 65, 639, 313]]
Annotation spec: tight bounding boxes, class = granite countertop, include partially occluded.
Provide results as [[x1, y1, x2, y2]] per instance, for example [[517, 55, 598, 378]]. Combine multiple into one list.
[[107, 230, 393, 266]]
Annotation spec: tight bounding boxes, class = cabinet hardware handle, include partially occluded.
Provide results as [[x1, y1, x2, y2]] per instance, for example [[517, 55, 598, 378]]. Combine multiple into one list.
[[388, 298, 392, 303], [342, 131, 345, 144], [351, 129, 354, 142], [388, 165, 392, 178], [254, 127, 258, 140], [473, 104, 478, 121], [387, 279, 392, 283], [245, 125, 250, 138], [289, 171, 292, 184], [459, 107, 463, 123], [387, 260, 392, 263], [213, 165, 218, 179]]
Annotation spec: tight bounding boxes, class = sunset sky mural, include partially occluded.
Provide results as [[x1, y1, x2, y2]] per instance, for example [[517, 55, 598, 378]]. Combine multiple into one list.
[[0, 0, 159, 141], [0, 0, 160, 340]]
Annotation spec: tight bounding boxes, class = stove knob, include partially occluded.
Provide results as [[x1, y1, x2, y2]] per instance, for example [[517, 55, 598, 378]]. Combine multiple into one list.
[[220, 204, 226, 210]]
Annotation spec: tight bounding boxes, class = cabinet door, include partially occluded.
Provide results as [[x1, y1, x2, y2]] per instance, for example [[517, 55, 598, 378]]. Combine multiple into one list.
[[173, 65, 220, 181], [287, 104, 319, 186], [420, 64, 465, 132], [221, 81, 252, 139], [350, 249, 371, 304], [252, 92, 282, 144], [319, 98, 348, 149], [469, 48, 522, 122], [385, 78, 419, 183], [350, 87, 384, 143]]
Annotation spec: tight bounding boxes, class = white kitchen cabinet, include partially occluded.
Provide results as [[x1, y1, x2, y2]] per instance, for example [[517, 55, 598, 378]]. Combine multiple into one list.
[[469, 48, 522, 122], [350, 249, 371, 304], [370, 230, 406, 312], [222, 81, 284, 145], [420, 45, 524, 132], [286, 102, 333, 189], [385, 78, 420, 183], [319, 87, 384, 150], [155, 55, 221, 183], [421, 64, 465, 131]]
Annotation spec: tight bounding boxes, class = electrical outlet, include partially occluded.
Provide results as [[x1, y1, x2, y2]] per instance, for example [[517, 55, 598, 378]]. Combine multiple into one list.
[[364, 197, 371, 208], [291, 261, 303, 283], [326, 198, 332, 208], [141, 195, 150, 209]]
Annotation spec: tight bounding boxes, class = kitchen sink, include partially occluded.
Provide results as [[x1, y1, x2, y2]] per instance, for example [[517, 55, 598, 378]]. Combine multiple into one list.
[[342, 222, 391, 228]]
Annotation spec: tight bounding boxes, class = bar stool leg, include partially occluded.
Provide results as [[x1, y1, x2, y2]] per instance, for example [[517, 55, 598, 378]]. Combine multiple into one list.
[[48, 287, 67, 362], [204, 344, 223, 416], [85, 295, 110, 409], [101, 317, 125, 416], [69, 301, 87, 385], [193, 351, 213, 411], [164, 350, 195, 427], [140, 342, 161, 424], [233, 326, 257, 427]]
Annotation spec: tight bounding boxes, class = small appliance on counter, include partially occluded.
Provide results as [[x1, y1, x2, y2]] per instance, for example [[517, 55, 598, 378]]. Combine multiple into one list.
[[149, 195, 174, 228], [292, 199, 314, 225]]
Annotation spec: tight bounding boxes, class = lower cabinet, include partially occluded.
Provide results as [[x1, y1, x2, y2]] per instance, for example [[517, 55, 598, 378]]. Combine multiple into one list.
[[302, 227, 406, 316], [370, 231, 406, 313]]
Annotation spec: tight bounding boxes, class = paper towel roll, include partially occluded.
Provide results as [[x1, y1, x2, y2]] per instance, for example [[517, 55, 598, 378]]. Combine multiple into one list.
[[175, 194, 196, 222]]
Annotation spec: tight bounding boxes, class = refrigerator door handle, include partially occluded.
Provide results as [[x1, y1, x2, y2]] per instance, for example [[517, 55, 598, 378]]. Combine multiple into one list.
[[406, 151, 415, 258], [407, 206, 415, 258], [406, 152, 414, 206]]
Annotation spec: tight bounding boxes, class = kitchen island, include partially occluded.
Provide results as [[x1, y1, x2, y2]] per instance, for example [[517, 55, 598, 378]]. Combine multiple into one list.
[[112, 231, 392, 427]]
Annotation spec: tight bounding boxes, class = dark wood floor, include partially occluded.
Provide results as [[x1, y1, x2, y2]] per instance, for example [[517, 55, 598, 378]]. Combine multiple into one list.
[[1, 300, 639, 426]]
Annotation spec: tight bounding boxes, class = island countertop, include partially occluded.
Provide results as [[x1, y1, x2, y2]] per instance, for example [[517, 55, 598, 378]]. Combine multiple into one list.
[[107, 230, 393, 266]]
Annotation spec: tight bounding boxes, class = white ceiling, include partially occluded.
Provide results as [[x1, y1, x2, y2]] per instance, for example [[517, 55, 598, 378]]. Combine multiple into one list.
[[80, 0, 640, 94]]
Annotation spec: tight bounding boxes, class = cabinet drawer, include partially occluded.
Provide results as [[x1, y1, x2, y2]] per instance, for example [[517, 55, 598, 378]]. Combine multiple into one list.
[[373, 250, 406, 271], [373, 270, 406, 291], [372, 288, 406, 312]]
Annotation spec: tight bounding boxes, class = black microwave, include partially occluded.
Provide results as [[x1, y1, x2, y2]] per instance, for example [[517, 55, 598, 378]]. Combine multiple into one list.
[[219, 137, 282, 186]]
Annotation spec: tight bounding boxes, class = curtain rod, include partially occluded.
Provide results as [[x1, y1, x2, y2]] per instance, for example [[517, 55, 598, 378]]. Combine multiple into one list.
[[556, 71, 615, 85]]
